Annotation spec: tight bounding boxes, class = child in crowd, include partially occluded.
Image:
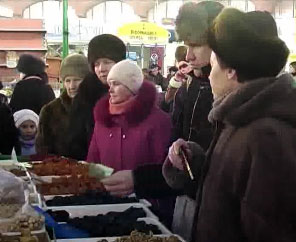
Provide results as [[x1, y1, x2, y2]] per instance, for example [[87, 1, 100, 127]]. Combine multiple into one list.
[[13, 109, 39, 156]]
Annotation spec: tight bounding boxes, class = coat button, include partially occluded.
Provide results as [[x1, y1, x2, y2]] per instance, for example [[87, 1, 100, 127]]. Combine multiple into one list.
[[122, 134, 126, 139], [109, 133, 113, 138]]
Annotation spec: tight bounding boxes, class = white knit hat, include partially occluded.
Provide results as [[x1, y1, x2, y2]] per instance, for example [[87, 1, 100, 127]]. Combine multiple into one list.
[[13, 109, 39, 128], [107, 60, 143, 94]]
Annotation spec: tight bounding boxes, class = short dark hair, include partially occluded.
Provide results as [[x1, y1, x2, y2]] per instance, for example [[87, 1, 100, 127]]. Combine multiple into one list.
[[175, 46, 187, 62], [175, 1, 224, 45], [169, 66, 178, 73]]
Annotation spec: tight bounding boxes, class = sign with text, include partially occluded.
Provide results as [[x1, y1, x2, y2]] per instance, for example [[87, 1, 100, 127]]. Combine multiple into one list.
[[118, 22, 169, 44]]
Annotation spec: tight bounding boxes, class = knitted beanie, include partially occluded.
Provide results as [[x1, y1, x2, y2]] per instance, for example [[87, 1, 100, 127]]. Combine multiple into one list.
[[60, 54, 89, 81], [88, 34, 126, 71], [16, 54, 46, 76], [107, 60, 143, 94], [13, 109, 39, 128]]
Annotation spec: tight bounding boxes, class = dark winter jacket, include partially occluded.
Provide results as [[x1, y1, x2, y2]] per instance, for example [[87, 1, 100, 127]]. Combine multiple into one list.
[[10, 75, 55, 115], [172, 72, 213, 150], [36, 90, 72, 156], [67, 73, 108, 160], [87, 81, 172, 171], [130, 71, 213, 228], [164, 73, 296, 242], [0, 103, 19, 155], [149, 72, 168, 91]]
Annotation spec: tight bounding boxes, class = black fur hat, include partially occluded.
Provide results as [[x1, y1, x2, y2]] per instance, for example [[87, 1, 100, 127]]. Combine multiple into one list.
[[16, 54, 46, 75], [88, 34, 126, 71], [208, 8, 289, 81], [175, 1, 224, 44]]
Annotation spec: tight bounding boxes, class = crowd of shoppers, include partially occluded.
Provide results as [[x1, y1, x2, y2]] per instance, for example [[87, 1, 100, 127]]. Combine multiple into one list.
[[1, 1, 296, 241]]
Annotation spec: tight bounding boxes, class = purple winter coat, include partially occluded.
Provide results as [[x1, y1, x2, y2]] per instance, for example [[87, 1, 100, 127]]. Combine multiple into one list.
[[87, 81, 172, 171]]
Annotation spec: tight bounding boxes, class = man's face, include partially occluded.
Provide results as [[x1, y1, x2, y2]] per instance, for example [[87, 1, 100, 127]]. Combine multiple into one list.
[[289, 65, 296, 74], [209, 52, 239, 99], [185, 42, 212, 70], [150, 67, 159, 76], [94, 58, 116, 84], [64, 76, 83, 98]]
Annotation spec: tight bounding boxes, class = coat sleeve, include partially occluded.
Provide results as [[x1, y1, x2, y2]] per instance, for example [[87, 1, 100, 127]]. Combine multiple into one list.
[[133, 163, 183, 198], [86, 123, 100, 163], [149, 113, 172, 165], [171, 86, 185, 142], [44, 85, 55, 104], [9, 84, 22, 113], [241, 122, 296, 241], [35, 105, 50, 155], [67, 100, 91, 160], [162, 141, 205, 197], [0, 104, 18, 155]]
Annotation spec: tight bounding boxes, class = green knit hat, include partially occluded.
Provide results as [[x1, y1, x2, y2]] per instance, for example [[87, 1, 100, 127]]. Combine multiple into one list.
[[60, 54, 89, 81]]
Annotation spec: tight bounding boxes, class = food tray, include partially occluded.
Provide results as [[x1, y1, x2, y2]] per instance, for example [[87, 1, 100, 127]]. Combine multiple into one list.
[[54, 234, 185, 242], [48, 203, 159, 220], [43, 194, 151, 208], [129, 193, 152, 207], [2, 226, 46, 237], [28, 158, 89, 177]]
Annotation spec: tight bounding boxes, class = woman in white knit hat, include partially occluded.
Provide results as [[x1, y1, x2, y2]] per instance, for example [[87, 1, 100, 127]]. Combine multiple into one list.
[[87, 60, 172, 177], [13, 109, 39, 156]]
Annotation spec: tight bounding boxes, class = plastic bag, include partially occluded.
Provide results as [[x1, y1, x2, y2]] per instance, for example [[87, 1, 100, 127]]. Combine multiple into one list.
[[0, 168, 25, 207], [87, 163, 114, 179], [0, 169, 44, 233]]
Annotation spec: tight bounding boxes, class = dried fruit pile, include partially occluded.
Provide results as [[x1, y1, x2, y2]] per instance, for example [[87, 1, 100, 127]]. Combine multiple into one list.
[[30, 157, 88, 176], [37, 175, 105, 195]]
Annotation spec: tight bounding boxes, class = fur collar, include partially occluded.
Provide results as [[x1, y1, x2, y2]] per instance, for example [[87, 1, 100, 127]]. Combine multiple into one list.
[[209, 73, 296, 126], [94, 81, 157, 127], [60, 90, 72, 113]]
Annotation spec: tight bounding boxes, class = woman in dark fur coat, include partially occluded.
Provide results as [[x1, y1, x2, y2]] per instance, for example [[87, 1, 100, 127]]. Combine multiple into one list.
[[10, 54, 55, 115], [67, 34, 126, 160], [36, 54, 89, 156], [164, 9, 296, 242]]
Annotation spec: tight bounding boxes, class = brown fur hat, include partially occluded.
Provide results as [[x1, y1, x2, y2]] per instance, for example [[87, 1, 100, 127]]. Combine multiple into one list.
[[175, 1, 224, 44], [208, 8, 289, 81]]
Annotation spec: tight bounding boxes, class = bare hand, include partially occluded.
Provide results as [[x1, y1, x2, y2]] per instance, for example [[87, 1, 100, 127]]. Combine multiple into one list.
[[168, 139, 192, 171], [101, 170, 134, 197]]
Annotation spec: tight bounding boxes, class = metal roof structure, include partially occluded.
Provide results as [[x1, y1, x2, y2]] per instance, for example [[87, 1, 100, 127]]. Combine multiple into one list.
[[0, 0, 293, 19]]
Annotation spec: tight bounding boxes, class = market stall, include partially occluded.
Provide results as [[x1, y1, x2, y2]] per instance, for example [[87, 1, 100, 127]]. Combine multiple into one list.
[[0, 157, 185, 242]]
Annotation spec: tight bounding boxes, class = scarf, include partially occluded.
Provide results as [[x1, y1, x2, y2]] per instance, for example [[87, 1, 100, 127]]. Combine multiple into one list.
[[19, 137, 36, 156], [109, 96, 136, 115]]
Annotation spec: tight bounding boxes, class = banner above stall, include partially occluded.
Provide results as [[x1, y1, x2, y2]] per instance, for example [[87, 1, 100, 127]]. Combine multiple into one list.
[[118, 22, 169, 45]]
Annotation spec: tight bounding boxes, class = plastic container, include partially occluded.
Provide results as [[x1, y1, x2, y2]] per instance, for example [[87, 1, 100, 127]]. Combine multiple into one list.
[[55, 234, 185, 242], [48, 203, 159, 220], [43, 194, 151, 208]]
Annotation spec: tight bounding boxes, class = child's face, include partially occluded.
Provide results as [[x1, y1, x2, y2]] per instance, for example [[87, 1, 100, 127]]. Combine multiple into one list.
[[19, 120, 37, 140]]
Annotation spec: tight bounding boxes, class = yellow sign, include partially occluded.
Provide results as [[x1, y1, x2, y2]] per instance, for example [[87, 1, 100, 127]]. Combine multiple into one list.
[[288, 53, 296, 63], [118, 22, 169, 44]]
